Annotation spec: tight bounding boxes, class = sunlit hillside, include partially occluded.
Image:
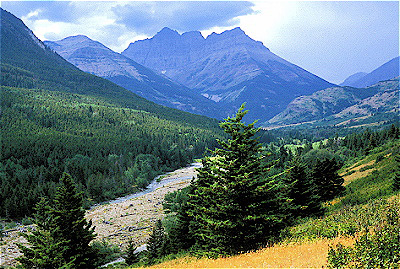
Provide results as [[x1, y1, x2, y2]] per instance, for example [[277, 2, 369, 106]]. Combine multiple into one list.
[[132, 139, 400, 268]]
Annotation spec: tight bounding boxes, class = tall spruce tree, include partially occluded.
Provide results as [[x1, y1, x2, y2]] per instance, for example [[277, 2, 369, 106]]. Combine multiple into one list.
[[188, 104, 289, 257], [51, 173, 97, 268], [16, 198, 73, 268], [309, 158, 345, 202], [145, 219, 167, 264], [284, 158, 323, 217], [17, 173, 97, 268], [125, 239, 140, 265]]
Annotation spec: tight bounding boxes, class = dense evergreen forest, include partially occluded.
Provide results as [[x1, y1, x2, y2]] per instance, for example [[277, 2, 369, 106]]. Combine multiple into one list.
[[0, 86, 225, 219]]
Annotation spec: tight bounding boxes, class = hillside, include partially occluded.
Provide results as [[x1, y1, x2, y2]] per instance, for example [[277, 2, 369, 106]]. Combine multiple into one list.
[[44, 36, 226, 118], [134, 137, 400, 268], [0, 8, 219, 126], [266, 77, 399, 128], [122, 27, 333, 123], [0, 8, 224, 220]]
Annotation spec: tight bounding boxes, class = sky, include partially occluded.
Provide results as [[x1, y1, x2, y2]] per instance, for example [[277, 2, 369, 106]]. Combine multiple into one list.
[[1, 1, 399, 84]]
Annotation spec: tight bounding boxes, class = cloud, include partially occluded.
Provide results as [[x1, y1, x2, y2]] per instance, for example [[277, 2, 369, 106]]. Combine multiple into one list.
[[1, 1, 254, 52], [112, 1, 255, 34]]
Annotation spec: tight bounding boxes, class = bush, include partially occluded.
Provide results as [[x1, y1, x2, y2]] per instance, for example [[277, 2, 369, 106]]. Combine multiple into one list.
[[91, 240, 121, 267], [327, 202, 400, 268]]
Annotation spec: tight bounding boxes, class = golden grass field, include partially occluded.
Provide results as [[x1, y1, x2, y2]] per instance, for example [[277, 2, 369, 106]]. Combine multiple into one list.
[[142, 237, 355, 268]]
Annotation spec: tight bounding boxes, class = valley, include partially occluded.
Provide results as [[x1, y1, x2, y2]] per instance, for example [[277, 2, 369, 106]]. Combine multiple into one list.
[[0, 5, 399, 269]]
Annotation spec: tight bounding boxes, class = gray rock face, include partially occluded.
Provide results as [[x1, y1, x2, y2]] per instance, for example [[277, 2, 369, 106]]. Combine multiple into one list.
[[122, 27, 333, 122], [45, 35, 143, 79], [44, 35, 225, 118]]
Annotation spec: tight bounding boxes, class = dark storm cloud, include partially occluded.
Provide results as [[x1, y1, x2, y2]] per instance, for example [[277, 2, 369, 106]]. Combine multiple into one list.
[[112, 1, 255, 34]]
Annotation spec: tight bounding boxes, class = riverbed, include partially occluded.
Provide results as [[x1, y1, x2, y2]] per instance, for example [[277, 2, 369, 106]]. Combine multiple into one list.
[[0, 163, 200, 267], [85, 163, 200, 248]]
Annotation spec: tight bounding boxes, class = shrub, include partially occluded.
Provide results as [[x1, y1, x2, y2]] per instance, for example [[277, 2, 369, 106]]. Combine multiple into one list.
[[327, 202, 400, 268], [91, 240, 121, 267]]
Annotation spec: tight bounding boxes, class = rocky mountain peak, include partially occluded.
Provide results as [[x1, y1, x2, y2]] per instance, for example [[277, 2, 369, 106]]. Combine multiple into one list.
[[182, 31, 205, 42], [46, 35, 108, 58], [154, 27, 180, 40]]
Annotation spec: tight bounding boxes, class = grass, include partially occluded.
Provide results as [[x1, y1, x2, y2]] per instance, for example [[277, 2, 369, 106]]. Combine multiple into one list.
[[141, 237, 354, 268]]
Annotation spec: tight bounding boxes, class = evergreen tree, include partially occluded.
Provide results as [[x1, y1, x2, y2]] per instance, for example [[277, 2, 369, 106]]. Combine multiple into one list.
[[284, 158, 323, 217], [188, 104, 289, 257], [310, 158, 345, 202], [125, 239, 140, 265], [163, 184, 195, 252], [16, 198, 72, 268], [145, 219, 167, 263], [51, 173, 97, 268]]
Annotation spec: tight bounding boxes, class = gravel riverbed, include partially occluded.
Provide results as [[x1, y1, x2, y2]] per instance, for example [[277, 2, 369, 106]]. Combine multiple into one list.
[[0, 163, 199, 267]]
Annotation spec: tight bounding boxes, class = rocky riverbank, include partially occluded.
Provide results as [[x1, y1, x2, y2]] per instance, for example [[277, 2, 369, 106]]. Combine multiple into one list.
[[0, 163, 199, 267]]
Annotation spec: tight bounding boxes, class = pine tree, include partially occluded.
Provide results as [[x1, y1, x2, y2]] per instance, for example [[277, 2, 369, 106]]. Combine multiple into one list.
[[125, 239, 140, 265], [145, 219, 167, 263], [51, 173, 97, 268], [310, 158, 345, 202], [284, 158, 323, 217], [16, 197, 72, 268], [188, 104, 289, 257]]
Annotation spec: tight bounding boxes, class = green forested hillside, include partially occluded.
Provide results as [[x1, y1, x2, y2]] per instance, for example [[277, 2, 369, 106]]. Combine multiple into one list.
[[0, 86, 222, 219], [0, 8, 224, 219], [0, 8, 217, 127]]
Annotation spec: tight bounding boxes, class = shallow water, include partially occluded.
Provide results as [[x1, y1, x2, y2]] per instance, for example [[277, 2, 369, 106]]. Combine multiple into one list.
[[91, 163, 201, 208]]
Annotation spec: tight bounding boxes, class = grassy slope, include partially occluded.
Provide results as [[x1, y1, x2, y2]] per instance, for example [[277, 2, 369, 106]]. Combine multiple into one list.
[[132, 139, 399, 268]]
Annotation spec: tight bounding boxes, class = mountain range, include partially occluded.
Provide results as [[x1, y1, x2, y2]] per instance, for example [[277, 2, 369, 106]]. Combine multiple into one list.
[[0, 7, 225, 219], [267, 77, 399, 128], [40, 21, 397, 126], [122, 27, 333, 122], [44, 35, 225, 118]]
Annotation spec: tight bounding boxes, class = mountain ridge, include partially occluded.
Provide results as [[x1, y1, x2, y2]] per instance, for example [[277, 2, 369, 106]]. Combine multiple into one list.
[[122, 27, 334, 122], [44, 35, 227, 118], [341, 56, 399, 88], [266, 77, 399, 127]]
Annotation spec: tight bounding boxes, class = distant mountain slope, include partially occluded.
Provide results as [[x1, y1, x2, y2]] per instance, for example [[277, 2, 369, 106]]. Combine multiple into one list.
[[122, 27, 333, 122], [341, 57, 399, 88], [0, 8, 220, 127], [44, 36, 225, 118], [266, 78, 399, 127], [340, 72, 367, 86]]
